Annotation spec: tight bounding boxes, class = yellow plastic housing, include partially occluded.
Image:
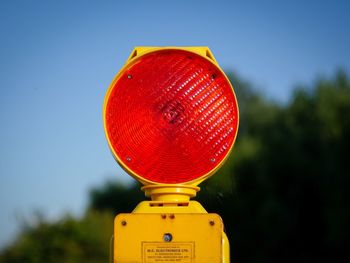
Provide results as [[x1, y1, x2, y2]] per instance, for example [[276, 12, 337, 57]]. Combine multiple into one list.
[[112, 200, 230, 263], [103, 47, 239, 188]]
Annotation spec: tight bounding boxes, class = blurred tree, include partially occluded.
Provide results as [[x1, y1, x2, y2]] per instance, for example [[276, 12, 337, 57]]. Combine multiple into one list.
[[89, 181, 145, 214], [1, 71, 349, 263], [0, 212, 113, 263]]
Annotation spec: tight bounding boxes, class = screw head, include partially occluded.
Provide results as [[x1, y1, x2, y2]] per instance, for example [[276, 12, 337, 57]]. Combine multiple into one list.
[[127, 74, 132, 79], [163, 233, 173, 242], [121, 220, 127, 226], [209, 220, 215, 226]]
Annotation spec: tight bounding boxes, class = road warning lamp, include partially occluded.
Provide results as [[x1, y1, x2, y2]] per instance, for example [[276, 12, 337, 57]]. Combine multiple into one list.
[[103, 47, 239, 262]]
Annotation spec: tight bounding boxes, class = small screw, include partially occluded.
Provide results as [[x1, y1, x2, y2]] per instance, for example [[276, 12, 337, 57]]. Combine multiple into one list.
[[209, 220, 215, 226], [163, 233, 173, 242], [121, 220, 127, 226], [169, 214, 175, 219], [126, 157, 131, 162], [127, 74, 132, 79], [211, 73, 217, 79], [161, 214, 166, 219], [210, 158, 216, 163]]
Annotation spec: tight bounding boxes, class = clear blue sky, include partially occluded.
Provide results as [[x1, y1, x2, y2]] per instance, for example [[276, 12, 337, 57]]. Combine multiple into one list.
[[0, 0, 349, 247]]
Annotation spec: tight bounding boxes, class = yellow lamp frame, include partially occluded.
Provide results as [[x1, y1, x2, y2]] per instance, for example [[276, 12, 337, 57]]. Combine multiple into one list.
[[103, 47, 239, 192]]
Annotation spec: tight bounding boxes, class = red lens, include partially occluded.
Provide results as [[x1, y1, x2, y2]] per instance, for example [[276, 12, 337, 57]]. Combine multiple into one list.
[[105, 49, 238, 184]]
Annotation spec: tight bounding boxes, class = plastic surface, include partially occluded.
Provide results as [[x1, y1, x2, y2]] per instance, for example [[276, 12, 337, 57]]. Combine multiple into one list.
[[114, 213, 223, 263], [104, 48, 238, 185]]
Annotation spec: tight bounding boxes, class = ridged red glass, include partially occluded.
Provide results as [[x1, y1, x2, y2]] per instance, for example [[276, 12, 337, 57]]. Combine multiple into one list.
[[105, 50, 238, 184]]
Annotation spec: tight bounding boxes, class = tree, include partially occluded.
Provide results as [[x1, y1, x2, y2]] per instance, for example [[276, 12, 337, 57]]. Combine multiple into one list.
[[0, 212, 113, 263]]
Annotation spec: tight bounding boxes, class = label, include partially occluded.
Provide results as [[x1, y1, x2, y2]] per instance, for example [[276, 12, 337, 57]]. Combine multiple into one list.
[[142, 242, 194, 263]]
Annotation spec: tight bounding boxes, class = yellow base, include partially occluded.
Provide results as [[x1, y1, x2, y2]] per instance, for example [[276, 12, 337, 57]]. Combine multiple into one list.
[[112, 200, 230, 263], [114, 213, 224, 263]]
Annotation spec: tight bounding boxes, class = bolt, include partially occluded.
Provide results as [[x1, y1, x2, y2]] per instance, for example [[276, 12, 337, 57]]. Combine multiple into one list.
[[127, 74, 132, 79], [209, 220, 215, 226], [163, 233, 173, 242], [126, 157, 131, 162], [169, 214, 175, 219], [161, 214, 166, 219], [121, 220, 127, 226], [210, 158, 216, 163]]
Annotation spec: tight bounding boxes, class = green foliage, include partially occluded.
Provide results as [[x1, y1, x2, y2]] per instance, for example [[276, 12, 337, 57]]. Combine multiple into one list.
[[1, 71, 349, 263], [0, 212, 113, 263], [89, 181, 145, 214]]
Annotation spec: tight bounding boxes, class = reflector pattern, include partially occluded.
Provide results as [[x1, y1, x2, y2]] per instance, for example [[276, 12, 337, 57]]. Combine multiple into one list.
[[105, 50, 238, 184]]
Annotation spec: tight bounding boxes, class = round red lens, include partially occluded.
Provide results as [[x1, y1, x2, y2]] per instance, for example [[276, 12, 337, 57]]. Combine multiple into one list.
[[105, 49, 238, 184]]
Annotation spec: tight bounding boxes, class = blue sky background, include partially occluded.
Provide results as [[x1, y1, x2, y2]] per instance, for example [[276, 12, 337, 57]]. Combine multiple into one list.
[[0, 0, 349, 247]]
